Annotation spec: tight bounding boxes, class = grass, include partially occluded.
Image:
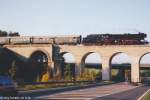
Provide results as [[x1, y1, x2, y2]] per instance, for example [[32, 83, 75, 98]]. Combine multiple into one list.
[[141, 89, 150, 100], [18, 83, 75, 91], [18, 81, 112, 91]]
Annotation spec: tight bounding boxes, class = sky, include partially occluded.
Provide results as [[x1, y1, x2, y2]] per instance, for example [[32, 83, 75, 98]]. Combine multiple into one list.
[[63, 53, 149, 64], [0, 0, 150, 39], [0, 0, 150, 63]]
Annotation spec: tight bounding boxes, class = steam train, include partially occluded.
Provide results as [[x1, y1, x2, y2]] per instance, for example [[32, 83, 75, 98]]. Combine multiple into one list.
[[82, 33, 148, 45], [0, 36, 81, 45], [0, 33, 148, 45]]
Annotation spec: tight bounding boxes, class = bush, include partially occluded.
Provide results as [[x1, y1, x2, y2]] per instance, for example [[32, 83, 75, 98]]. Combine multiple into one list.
[[41, 72, 50, 82], [78, 68, 101, 81]]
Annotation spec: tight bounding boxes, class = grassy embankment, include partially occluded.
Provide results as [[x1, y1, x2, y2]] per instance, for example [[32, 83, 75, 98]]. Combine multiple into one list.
[[141, 90, 150, 100]]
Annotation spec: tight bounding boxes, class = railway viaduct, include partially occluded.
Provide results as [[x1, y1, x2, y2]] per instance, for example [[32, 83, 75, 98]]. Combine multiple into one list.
[[2, 44, 150, 83]]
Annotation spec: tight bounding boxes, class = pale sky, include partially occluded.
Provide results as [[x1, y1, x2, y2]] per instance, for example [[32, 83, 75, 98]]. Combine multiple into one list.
[[0, 0, 150, 64], [0, 0, 150, 40], [63, 53, 149, 64]]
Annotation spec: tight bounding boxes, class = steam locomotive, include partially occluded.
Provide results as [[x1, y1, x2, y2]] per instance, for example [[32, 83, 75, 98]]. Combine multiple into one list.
[[82, 33, 148, 45], [0, 33, 148, 45]]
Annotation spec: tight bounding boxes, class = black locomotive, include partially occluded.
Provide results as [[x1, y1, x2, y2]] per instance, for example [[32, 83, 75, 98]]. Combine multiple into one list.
[[82, 32, 148, 45]]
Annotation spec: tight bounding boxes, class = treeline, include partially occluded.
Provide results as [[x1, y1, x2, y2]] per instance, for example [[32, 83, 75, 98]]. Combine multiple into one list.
[[0, 30, 20, 37]]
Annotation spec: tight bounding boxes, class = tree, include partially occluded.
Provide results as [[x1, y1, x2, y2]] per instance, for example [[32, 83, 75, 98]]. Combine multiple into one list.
[[9, 60, 18, 80], [0, 30, 8, 37], [64, 64, 72, 81], [9, 32, 20, 36], [41, 72, 50, 82], [0, 30, 20, 37]]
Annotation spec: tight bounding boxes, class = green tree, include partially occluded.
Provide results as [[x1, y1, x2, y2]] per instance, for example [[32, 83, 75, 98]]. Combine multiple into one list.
[[0, 30, 8, 37], [64, 64, 72, 81], [9, 32, 20, 36], [9, 60, 18, 80]]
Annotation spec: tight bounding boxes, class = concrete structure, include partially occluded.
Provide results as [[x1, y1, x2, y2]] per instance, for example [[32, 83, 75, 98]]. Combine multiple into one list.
[[3, 44, 53, 79], [2, 44, 150, 83], [59, 45, 150, 83]]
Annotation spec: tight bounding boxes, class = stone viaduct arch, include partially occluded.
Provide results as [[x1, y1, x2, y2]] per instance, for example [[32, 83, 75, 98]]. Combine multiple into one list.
[[139, 52, 150, 64], [81, 52, 102, 81], [59, 52, 76, 80], [110, 52, 131, 81], [2, 44, 53, 81], [139, 52, 150, 81], [81, 52, 101, 64], [60, 45, 150, 83], [4, 45, 52, 63]]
